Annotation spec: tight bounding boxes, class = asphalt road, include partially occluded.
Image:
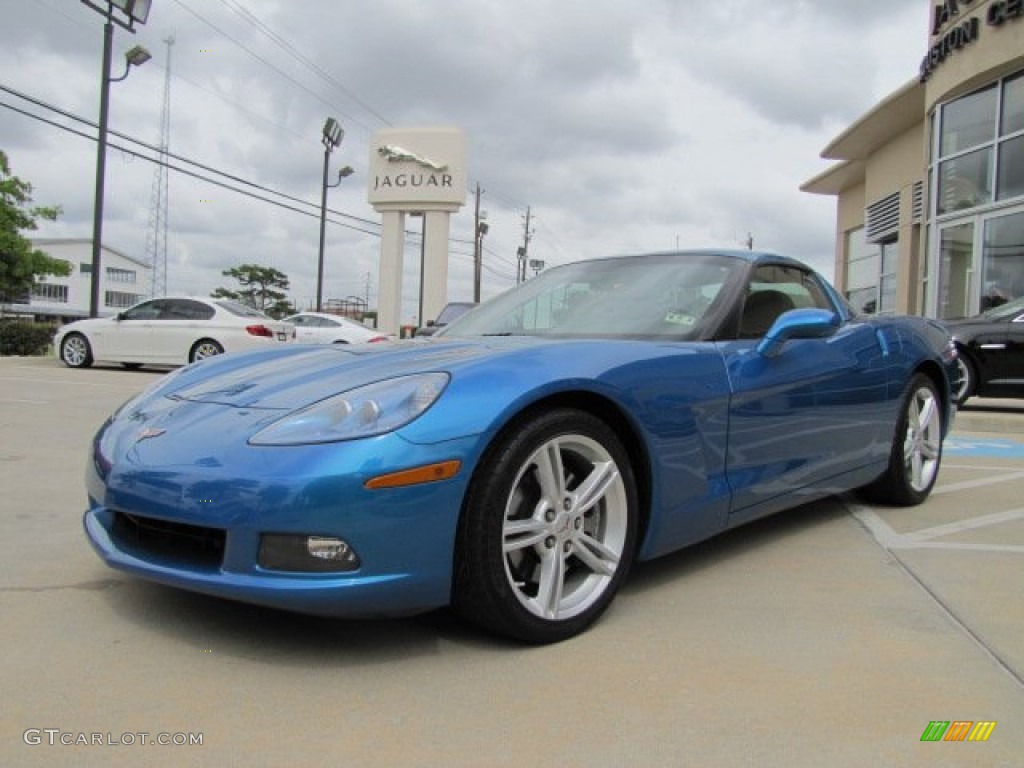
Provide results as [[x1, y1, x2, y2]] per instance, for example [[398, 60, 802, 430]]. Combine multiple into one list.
[[1, 356, 1022, 767]]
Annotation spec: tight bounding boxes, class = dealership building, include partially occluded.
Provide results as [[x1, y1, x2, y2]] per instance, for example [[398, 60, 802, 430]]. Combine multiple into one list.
[[802, 0, 1024, 319]]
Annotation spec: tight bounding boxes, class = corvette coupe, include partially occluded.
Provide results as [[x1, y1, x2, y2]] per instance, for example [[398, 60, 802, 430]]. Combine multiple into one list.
[[83, 250, 958, 643]]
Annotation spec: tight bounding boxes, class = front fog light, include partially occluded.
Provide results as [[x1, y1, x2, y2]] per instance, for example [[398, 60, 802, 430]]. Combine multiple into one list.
[[259, 534, 361, 572], [307, 536, 351, 561]]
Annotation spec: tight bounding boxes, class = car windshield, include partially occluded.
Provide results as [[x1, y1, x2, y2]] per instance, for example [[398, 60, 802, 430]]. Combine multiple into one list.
[[435, 303, 476, 325], [215, 300, 272, 319], [981, 294, 1024, 320], [443, 253, 742, 340]]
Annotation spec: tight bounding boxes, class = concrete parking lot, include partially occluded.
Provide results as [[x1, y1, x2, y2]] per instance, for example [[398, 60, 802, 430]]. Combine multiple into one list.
[[1, 356, 1022, 767]]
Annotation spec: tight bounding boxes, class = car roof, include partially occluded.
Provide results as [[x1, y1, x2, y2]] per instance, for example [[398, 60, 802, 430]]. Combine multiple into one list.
[[289, 312, 364, 321], [583, 249, 813, 270]]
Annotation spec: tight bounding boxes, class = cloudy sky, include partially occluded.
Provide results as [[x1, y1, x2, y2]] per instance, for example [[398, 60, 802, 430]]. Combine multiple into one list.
[[1, 0, 929, 321]]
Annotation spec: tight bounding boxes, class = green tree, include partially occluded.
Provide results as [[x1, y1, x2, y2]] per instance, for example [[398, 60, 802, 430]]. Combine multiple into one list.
[[0, 150, 69, 305], [212, 264, 295, 318]]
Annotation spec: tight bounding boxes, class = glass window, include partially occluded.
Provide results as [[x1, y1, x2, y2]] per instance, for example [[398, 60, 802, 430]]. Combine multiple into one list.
[[32, 283, 69, 303], [160, 299, 215, 320], [119, 298, 162, 318], [214, 300, 269, 319], [1001, 72, 1024, 136], [938, 223, 975, 319], [878, 241, 898, 315], [845, 227, 880, 314], [79, 262, 92, 275], [982, 211, 1024, 309], [937, 148, 993, 214], [445, 253, 743, 340], [939, 85, 997, 155], [106, 267, 136, 284], [996, 135, 1024, 201]]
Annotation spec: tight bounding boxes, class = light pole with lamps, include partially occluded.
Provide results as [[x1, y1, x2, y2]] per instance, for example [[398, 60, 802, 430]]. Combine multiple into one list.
[[316, 117, 350, 312], [82, 0, 151, 318]]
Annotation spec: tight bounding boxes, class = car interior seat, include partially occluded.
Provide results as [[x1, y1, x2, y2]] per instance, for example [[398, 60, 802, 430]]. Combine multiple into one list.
[[739, 290, 796, 338]]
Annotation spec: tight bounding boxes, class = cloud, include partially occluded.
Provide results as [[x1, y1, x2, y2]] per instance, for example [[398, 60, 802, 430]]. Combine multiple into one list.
[[0, 0, 930, 318]]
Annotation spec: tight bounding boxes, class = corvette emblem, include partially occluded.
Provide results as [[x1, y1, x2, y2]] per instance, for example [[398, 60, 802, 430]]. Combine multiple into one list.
[[135, 427, 166, 442]]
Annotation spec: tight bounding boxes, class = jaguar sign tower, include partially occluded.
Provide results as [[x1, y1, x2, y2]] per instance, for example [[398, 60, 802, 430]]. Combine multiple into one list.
[[368, 126, 468, 333]]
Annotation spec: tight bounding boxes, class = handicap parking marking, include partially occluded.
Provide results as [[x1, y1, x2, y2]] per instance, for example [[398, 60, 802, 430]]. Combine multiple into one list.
[[944, 436, 1024, 458]]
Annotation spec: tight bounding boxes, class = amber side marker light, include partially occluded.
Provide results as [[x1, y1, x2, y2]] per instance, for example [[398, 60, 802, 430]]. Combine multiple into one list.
[[364, 460, 461, 489]]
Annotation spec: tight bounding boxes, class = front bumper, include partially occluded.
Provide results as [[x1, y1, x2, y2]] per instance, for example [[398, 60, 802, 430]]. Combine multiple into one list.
[[84, 407, 477, 617]]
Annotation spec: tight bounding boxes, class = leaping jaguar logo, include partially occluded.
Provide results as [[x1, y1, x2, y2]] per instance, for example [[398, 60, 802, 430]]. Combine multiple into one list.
[[377, 144, 448, 171]]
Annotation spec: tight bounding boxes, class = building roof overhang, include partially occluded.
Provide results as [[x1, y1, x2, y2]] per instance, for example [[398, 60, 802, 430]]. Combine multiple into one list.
[[800, 159, 866, 196], [820, 78, 924, 161]]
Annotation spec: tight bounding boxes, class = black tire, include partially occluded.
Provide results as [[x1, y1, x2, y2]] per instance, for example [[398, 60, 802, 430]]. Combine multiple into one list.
[[453, 408, 638, 643], [121, 363, 143, 370], [189, 339, 224, 363], [60, 333, 93, 369], [952, 352, 976, 406], [860, 373, 943, 506]]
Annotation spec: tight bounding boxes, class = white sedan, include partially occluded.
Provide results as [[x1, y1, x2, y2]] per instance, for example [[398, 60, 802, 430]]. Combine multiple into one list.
[[284, 312, 391, 344], [54, 296, 294, 369]]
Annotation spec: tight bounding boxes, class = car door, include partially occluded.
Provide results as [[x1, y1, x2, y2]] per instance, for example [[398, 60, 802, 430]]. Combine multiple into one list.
[[977, 310, 1024, 386], [97, 299, 165, 361], [151, 299, 217, 362], [718, 264, 892, 523], [291, 315, 323, 344]]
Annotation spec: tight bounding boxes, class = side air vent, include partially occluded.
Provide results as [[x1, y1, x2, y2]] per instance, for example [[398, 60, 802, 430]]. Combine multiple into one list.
[[865, 192, 900, 243]]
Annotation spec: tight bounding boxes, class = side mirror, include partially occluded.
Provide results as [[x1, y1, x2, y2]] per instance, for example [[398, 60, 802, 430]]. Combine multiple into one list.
[[115, 312, 126, 321], [426, 320, 436, 327], [756, 308, 839, 357]]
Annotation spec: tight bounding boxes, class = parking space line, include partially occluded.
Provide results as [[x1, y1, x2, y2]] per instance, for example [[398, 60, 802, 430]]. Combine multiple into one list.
[[0, 376, 142, 390], [846, 499, 1024, 689], [849, 505, 1024, 555], [906, 507, 1024, 542], [933, 470, 1024, 495], [0, 398, 49, 405]]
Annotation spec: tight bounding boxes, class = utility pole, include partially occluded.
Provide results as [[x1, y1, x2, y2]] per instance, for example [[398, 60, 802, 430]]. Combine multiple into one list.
[[518, 206, 532, 284], [473, 183, 482, 302]]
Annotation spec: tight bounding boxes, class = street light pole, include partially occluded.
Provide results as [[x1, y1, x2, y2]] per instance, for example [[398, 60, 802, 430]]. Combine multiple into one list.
[[89, 11, 115, 318], [316, 117, 347, 312], [82, 0, 151, 317]]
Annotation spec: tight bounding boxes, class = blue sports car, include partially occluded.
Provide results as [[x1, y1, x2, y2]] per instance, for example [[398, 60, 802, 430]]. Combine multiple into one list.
[[84, 250, 958, 643]]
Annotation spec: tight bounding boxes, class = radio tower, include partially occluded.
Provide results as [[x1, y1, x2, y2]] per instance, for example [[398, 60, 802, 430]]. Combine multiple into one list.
[[147, 35, 174, 297]]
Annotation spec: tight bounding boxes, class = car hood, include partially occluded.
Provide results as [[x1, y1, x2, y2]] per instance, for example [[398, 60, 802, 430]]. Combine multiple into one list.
[[160, 338, 539, 410], [57, 317, 116, 334], [942, 316, 996, 329]]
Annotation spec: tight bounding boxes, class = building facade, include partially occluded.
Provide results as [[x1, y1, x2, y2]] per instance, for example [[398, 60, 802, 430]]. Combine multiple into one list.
[[802, 0, 1024, 320], [17, 239, 151, 321]]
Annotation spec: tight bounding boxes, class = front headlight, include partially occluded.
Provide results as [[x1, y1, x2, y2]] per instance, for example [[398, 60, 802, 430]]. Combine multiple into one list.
[[248, 373, 449, 446]]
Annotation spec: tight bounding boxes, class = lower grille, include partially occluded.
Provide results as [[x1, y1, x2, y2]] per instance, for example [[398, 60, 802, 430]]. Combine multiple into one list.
[[113, 511, 226, 569]]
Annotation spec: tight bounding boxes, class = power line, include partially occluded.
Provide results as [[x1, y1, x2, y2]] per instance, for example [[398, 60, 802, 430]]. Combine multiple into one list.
[[169, 0, 379, 135], [0, 98, 383, 237], [0, 82, 383, 230], [214, 0, 392, 128]]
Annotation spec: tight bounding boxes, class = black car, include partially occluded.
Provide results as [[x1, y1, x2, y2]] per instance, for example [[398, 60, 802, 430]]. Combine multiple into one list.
[[945, 295, 1024, 405]]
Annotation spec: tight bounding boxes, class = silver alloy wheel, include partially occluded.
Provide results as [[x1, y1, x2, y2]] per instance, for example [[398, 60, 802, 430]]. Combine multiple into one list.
[[191, 340, 223, 361], [953, 356, 972, 403], [62, 335, 89, 367], [903, 384, 942, 493], [501, 433, 629, 621]]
